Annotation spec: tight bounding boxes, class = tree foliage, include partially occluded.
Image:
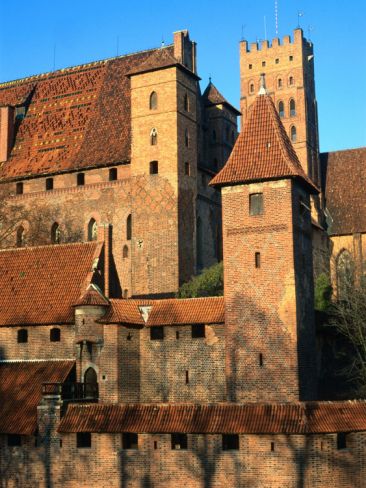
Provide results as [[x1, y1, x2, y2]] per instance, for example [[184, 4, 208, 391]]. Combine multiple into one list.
[[176, 262, 223, 298], [314, 272, 332, 311]]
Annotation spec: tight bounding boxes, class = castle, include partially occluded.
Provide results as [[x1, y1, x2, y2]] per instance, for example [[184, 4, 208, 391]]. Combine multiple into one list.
[[0, 28, 366, 487]]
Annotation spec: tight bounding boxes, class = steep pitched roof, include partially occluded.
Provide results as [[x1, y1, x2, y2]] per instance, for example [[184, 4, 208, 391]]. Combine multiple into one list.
[[75, 284, 110, 307], [0, 360, 74, 434], [0, 241, 102, 325], [59, 401, 366, 434], [321, 147, 366, 235], [100, 296, 225, 326], [0, 46, 174, 181], [210, 93, 318, 193], [202, 81, 241, 115]]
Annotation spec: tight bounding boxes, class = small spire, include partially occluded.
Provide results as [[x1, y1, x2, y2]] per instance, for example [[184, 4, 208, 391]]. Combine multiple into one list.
[[258, 73, 268, 95], [209, 75, 212, 83]]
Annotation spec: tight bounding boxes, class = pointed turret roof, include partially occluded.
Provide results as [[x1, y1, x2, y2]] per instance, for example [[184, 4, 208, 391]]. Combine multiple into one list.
[[74, 284, 110, 307], [202, 81, 241, 115], [210, 93, 319, 193]]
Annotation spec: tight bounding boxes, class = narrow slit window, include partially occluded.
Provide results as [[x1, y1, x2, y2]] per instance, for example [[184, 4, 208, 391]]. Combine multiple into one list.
[[109, 168, 117, 181], [185, 129, 190, 147], [149, 91, 157, 110], [337, 433, 347, 450], [184, 162, 190, 176], [184, 93, 189, 112], [123, 433, 138, 449], [255, 252, 261, 268], [259, 353, 264, 367], [290, 126, 297, 143], [176, 331, 180, 340], [126, 214, 132, 241], [278, 101, 284, 118], [150, 161, 158, 175], [16, 226, 24, 248], [278, 78, 282, 88], [171, 433, 187, 450], [271, 441, 275, 452], [249, 193, 263, 216], [16, 182, 23, 195], [185, 370, 189, 384], [289, 76, 294, 86], [123, 245, 129, 258], [222, 434, 239, 451], [77, 432, 91, 448], [46, 178, 53, 191], [150, 326, 164, 340], [150, 128, 158, 146], [290, 99, 296, 117], [249, 83, 254, 94], [77, 173, 85, 186]]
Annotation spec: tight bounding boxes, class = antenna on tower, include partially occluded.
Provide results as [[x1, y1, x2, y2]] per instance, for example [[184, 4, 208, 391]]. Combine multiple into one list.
[[297, 11, 304, 29], [275, 1, 279, 36]]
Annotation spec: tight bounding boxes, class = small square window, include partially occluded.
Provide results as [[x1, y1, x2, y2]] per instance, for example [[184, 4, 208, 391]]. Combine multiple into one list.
[[262, 61, 266, 67], [123, 433, 138, 449], [275, 58, 279, 64], [7, 434, 21, 447], [171, 433, 187, 450], [50, 328, 61, 342], [249, 193, 263, 216], [17, 329, 28, 343], [271, 441, 275, 451], [222, 434, 239, 450], [150, 161, 158, 175], [289, 55, 293, 61], [191, 324, 205, 338], [184, 162, 190, 176], [16, 182, 23, 195], [150, 326, 164, 340], [248, 64, 252, 69], [109, 168, 117, 181], [45, 178, 53, 191], [77, 173, 85, 186], [77, 432, 91, 448]]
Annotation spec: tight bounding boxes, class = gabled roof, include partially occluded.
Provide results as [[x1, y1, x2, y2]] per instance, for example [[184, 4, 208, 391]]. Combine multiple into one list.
[[202, 81, 241, 115], [0, 46, 174, 181], [75, 284, 110, 307], [321, 147, 366, 235], [0, 241, 102, 325], [0, 360, 75, 434], [100, 296, 225, 326], [210, 93, 318, 193], [59, 401, 366, 434]]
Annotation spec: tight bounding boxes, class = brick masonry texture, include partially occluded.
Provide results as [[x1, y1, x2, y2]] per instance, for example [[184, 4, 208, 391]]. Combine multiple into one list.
[[0, 27, 366, 488]]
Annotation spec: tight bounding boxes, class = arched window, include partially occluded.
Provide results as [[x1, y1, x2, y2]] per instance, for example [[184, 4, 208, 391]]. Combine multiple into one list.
[[337, 250, 354, 299], [290, 126, 297, 143], [16, 226, 24, 248], [289, 76, 294, 86], [149, 91, 157, 110], [88, 218, 98, 242], [278, 78, 282, 88], [249, 83, 254, 94], [196, 217, 203, 270], [278, 101, 284, 118], [50, 328, 61, 342], [84, 367, 98, 400], [126, 214, 132, 241], [184, 93, 189, 111], [290, 99, 296, 117], [150, 128, 158, 146], [212, 130, 217, 142], [185, 129, 189, 148], [123, 245, 129, 258], [51, 222, 61, 244]]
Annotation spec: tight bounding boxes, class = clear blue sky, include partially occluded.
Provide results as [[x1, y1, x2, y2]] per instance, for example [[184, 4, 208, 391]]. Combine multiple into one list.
[[0, 0, 365, 152]]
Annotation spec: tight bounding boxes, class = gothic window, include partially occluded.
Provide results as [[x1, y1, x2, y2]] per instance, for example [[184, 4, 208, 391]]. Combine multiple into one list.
[[249, 83, 254, 94], [16, 226, 24, 247], [88, 218, 98, 241], [51, 222, 61, 244], [278, 78, 282, 88], [290, 125, 297, 143], [84, 367, 98, 400], [149, 91, 157, 110], [50, 328, 61, 342], [289, 76, 294, 86], [150, 161, 158, 174], [278, 101, 284, 118], [150, 128, 158, 145], [336, 250, 354, 299], [16, 182, 23, 194], [126, 214, 132, 241], [123, 245, 129, 258], [249, 193, 263, 216], [184, 93, 189, 111], [290, 99, 296, 117], [185, 129, 190, 147]]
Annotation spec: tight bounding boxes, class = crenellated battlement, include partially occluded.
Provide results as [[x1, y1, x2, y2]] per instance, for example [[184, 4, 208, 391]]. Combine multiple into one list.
[[241, 28, 311, 55]]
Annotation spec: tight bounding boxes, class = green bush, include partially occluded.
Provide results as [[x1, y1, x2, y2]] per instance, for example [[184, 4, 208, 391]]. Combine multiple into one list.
[[314, 272, 332, 311], [176, 262, 223, 298]]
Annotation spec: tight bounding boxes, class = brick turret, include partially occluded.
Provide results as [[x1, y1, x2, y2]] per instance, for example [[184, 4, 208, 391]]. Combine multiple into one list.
[[211, 85, 318, 402]]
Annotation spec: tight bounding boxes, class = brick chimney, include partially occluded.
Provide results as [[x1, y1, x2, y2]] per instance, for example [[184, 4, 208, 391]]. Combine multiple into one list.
[[173, 30, 197, 74], [0, 106, 14, 162]]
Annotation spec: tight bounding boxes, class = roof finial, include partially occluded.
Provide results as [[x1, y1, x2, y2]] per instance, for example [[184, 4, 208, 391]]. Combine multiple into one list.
[[258, 73, 267, 95], [209, 75, 212, 83]]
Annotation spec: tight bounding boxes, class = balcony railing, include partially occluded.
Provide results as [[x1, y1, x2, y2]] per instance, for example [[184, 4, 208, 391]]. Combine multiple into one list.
[[42, 382, 99, 402]]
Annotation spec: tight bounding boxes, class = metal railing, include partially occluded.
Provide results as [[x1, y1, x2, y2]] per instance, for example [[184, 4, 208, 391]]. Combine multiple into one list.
[[42, 382, 99, 402]]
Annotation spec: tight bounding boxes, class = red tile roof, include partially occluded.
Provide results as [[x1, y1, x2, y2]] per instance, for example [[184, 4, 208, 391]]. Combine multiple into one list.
[[0, 360, 74, 434], [0, 242, 102, 325], [100, 296, 225, 326], [321, 147, 366, 235], [58, 401, 366, 434], [0, 46, 175, 181], [75, 284, 109, 307], [210, 94, 318, 193], [202, 82, 241, 115]]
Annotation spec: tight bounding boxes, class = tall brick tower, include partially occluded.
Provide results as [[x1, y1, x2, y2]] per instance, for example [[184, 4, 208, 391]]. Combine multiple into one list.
[[211, 80, 318, 402], [240, 29, 320, 187]]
